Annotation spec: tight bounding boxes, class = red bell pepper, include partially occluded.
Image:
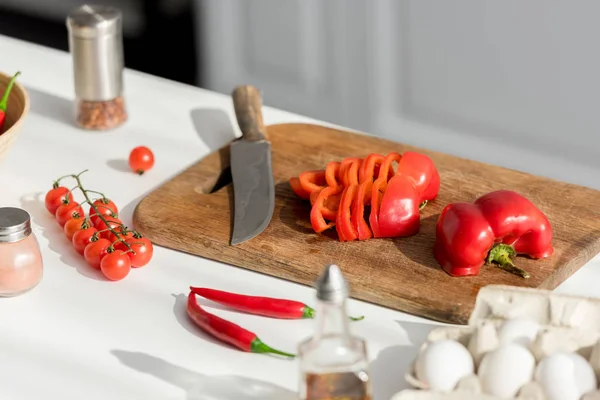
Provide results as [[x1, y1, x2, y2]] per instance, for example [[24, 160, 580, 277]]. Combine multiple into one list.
[[290, 177, 311, 200], [433, 190, 554, 278], [310, 186, 340, 232], [374, 152, 440, 238], [298, 170, 327, 196], [0, 71, 20, 133], [336, 159, 361, 241]]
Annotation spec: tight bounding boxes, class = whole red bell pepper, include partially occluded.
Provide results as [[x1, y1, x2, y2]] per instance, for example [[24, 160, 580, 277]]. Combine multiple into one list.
[[0, 71, 21, 133], [433, 190, 554, 278]]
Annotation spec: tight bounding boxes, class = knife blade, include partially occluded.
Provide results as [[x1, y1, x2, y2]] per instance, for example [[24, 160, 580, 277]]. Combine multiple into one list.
[[229, 85, 275, 245]]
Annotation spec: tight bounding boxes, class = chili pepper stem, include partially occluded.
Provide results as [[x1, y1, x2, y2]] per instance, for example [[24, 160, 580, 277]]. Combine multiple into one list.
[[0, 71, 21, 111], [301, 305, 364, 321], [250, 338, 296, 358], [487, 244, 530, 279]]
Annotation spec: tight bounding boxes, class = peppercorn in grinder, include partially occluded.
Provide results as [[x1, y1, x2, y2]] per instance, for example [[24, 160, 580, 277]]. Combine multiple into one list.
[[298, 264, 373, 400], [66, 5, 127, 130]]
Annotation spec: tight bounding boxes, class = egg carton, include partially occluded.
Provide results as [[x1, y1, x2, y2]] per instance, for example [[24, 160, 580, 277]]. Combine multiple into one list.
[[392, 285, 600, 400]]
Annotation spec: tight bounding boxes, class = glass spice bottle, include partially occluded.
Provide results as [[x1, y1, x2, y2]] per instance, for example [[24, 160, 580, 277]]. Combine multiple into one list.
[[0, 207, 43, 297], [66, 5, 127, 130], [298, 264, 373, 400]]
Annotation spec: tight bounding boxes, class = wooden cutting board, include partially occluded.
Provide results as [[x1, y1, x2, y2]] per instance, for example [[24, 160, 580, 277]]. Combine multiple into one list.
[[132, 123, 600, 324]]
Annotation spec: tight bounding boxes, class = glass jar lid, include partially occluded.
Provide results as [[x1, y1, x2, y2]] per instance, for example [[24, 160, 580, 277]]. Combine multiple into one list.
[[0, 207, 32, 243]]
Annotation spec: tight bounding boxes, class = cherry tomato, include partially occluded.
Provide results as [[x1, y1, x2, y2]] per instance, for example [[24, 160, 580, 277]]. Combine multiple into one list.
[[45, 187, 73, 215], [89, 198, 118, 226], [84, 238, 111, 269], [108, 230, 134, 244], [63, 217, 85, 241], [100, 251, 132, 281], [72, 227, 99, 255], [129, 146, 154, 175], [117, 237, 154, 267], [93, 217, 123, 239], [55, 201, 84, 227]]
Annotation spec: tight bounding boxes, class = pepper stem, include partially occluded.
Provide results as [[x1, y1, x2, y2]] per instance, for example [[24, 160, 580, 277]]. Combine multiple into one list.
[[487, 244, 530, 279], [0, 71, 21, 112], [302, 305, 364, 321], [250, 338, 296, 358], [419, 200, 428, 210]]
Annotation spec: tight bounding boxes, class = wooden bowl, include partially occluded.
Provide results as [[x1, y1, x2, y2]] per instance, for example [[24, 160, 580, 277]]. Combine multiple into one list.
[[0, 71, 29, 161]]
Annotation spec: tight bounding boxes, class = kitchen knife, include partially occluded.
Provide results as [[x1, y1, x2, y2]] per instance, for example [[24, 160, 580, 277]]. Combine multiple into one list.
[[230, 85, 275, 245]]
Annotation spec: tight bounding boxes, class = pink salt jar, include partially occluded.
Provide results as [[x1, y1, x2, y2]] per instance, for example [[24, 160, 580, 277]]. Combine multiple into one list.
[[0, 207, 43, 296]]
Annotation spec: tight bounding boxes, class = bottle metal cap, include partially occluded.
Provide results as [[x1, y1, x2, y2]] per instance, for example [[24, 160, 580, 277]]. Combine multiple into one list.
[[0, 207, 32, 243], [315, 264, 349, 303]]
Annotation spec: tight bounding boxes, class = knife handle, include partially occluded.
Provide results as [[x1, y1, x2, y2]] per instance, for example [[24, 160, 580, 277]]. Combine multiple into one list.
[[232, 85, 268, 143]]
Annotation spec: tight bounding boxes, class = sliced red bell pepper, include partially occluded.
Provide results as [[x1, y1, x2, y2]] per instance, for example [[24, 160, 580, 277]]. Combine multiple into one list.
[[395, 151, 440, 203], [351, 180, 373, 240], [336, 184, 359, 241], [377, 174, 421, 237], [290, 177, 311, 200], [310, 186, 341, 232], [371, 152, 441, 238], [310, 188, 340, 221], [359, 153, 384, 184], [340, 157, 361, 187], [378, 152, 402, 181], [433, 190, 554, 278], [325, 161, 342, 189], [299, 170, 327, 196]]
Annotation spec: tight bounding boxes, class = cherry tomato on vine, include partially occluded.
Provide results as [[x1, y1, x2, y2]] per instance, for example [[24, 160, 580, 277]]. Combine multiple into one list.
[[72, 227, 99, 255], [108, 230, 134, 244], [84, 238, 111, 269], [56, 201, 84, 227], [93, 217, 123, 239], [89, 198, 118, 225], [63, 217, 85, 241], [116, 237, 154, 267], [45, 187, 74, 215], [100, 251, 132, 281], [129, 146, 154, 175]]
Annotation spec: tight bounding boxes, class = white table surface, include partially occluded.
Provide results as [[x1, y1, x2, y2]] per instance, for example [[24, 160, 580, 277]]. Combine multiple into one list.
[[0, 34, 599, 400]]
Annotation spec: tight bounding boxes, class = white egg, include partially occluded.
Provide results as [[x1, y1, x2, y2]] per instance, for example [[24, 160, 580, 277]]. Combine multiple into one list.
[[478, 343, 536, 398], [498, 317, 541, 347], [415, 339, 474, 392], [535, 352, 598, 400]]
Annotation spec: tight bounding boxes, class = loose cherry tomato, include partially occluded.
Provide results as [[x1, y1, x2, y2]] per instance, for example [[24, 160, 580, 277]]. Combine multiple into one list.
[[129, 146, 154, 175], [72, 227, 99, 255], [45, 187, 74, 215], [63, 217, 85, 241], [94, 217, 123, 239], [55, 201, 84, 227], [84, 238, 111, 269], [117, 237, 154, 267], [100, 251, 131, 281], [89, 198, 118, 226]]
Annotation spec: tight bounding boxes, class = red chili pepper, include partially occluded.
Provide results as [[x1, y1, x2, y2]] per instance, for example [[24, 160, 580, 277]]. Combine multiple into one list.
[[0, 71, 21, 133], [433, 190, 554, 278], [189, 287, 365, 321], [186, 292, 296, 357]]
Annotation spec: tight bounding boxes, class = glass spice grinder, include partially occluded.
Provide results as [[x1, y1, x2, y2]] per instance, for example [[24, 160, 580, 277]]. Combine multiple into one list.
[[66, 4, 127, 130]]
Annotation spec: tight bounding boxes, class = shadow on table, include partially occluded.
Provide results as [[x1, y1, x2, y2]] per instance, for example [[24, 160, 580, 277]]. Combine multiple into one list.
[[111, 350, 297, 400], [369, 320, 436, 400], [19, 192, 105, 281], [190, 108, 237, 151], [25, 86, 73, 125]]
